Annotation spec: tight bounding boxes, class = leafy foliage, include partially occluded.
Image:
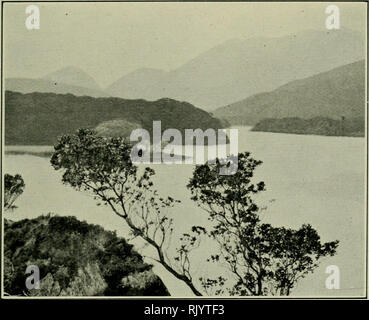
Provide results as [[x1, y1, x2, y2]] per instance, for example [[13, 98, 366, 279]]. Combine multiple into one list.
[[4, 215, 169, 296], [51, 129, 203, 296], [187, 152, 339, 295], [4, 173, 25, 211], [50, 129, 339, 296]]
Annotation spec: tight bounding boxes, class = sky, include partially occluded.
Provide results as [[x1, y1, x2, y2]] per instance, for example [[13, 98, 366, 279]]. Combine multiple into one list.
[[3, 2, 367, 87]]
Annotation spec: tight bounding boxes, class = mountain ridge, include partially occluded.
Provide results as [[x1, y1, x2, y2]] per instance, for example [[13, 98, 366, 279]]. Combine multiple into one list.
[[106, 29, 365, 110], [5, 29, 365, 111], [213, 59, 365, 126], [5, 90, 226, 145]]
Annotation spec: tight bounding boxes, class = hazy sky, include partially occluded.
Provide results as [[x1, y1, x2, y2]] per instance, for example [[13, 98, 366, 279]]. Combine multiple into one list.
[[3, 2, 366, 87]]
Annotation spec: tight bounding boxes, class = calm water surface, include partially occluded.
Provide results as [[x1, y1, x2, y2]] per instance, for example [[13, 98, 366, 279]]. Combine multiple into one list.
[[4, 126, 366, 297]]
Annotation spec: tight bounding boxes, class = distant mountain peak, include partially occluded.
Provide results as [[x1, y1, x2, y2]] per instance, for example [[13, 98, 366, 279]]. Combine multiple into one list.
[[43, 66, 101, 90]]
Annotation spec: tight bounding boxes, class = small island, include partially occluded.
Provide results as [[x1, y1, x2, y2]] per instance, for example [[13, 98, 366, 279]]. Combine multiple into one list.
[[251, 116, 365, 137]]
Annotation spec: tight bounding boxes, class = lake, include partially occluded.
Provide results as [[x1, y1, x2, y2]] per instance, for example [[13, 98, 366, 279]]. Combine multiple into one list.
[[4, 126, 366, 297]]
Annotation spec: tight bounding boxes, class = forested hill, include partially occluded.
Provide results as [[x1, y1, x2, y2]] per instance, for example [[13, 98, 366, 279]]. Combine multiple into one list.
[[251, 117, 365, 137], [4, 215, 169, 296], [5, 91, 226, 145]]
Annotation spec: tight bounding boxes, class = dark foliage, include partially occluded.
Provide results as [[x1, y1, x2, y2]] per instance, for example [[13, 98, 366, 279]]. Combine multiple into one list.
[[4, 173, 25, 211], [4, 215, 169, 296], [50, 128, 203, 296], [187, 152, 339, 295]]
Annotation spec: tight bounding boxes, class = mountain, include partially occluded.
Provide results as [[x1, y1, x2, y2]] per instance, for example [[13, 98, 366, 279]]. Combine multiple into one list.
[[213, 60, 365, 126], [5, 91, 226, 145], [107, 29, 365, 110], [42, 66, 102, 91], [6, 30, 364, 110], [107, 68, 167, 101], [4, 215, 169, 296], [5, 66, 108, 98], [5, 78, 108, 98], [251, 117, 365, 137]]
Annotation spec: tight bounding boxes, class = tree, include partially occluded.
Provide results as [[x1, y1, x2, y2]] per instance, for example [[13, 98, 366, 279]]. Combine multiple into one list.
[[51, 129, 338, 296], [187, 152, 339, 296], [51, 129, 202, 296], [4, 173, 25, 211]]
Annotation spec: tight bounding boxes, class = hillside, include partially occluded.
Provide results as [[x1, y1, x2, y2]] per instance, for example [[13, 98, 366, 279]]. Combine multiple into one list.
[[251, 117, 365, 137], [107, 29, 364, 110], [4, 215, 169, 296], [214, 60, 365, 126], [5, 91, 226, 145]]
